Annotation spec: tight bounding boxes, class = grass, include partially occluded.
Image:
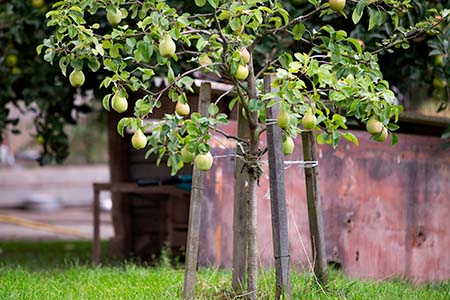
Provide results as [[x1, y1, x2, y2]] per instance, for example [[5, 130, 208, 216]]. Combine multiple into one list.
[[0, 240, 449, 299]]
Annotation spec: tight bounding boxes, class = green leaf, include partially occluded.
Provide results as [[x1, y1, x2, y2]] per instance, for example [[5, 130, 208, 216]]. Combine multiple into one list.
[[342, 132, 359, 146], [36, 44, 44, 55], [391, 133, 398, 146], [135, 40, 152, 63], [207, 0, 218, 8], [228, 97, 239, 111], [292, 23, 306, 41], [70, 59, 83, 70], [88, 58, 101, 72], [102, 94, 111, 111], [196, 37, 208, 52], [352, 0, 365, 24], [59, 57, 69, 76], [117, 117, 130, 137], [208, 103, 219, 116], [368, 8, 377, 31]]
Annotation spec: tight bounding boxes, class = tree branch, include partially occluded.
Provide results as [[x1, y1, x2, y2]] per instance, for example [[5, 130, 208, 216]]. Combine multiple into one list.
[[209, 125, 249, 145], [268, 7, 324, 34]]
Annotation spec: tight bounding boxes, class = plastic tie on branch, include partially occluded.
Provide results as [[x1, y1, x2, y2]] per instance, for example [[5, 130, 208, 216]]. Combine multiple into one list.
[[283, 160, 318, 169]]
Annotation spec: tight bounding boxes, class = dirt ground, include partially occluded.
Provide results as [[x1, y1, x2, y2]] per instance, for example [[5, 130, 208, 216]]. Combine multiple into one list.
[[0, 165, 114, 241]]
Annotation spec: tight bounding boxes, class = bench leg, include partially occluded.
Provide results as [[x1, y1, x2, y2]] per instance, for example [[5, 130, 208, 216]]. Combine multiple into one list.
[[92, 188, 101, 264]]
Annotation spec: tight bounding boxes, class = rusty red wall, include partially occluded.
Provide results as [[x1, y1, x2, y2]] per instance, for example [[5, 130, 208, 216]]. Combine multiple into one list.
[[198, 122, 450, 283]]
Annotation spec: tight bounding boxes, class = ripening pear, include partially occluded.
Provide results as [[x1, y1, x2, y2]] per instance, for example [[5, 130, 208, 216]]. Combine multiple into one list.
[[234, 64, 249, 81], [175, 101, 190, 116], [131, 129, 147, 149], [366, 117, 383, 135], [302, 109, 317, 130], [181, 146, 195, 164], [111, 93, 128, 113], [239, 48, 250, 64], [276, 109, 290, 129], [69, 69, 85, 87], [159, 33, 176, 58], [195, 151, 214, 171]]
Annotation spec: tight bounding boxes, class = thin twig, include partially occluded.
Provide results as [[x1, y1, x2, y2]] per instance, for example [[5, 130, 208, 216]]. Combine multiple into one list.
[[215, 87, 234, 105], [209, 125, 249, 145], [268, 7, 323, 34]]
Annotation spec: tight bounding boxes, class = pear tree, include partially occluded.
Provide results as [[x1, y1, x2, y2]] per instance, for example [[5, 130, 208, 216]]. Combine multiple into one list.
[[40, 0, 449, 299]]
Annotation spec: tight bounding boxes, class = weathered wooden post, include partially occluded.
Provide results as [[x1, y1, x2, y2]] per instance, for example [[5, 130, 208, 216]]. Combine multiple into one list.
[[232, 103, 249, 291], [264, 74, 292, 299], [183, 82, 211, 299], [301, 131, 328, 285]]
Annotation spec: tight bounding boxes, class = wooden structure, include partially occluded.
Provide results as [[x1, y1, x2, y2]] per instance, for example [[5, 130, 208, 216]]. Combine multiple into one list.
[[92, 182, 189, 264], [103, 81, 450, 283]]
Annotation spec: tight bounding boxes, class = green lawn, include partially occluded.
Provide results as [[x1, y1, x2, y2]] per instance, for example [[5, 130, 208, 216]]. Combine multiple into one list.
[[0, 241, 448, 299]]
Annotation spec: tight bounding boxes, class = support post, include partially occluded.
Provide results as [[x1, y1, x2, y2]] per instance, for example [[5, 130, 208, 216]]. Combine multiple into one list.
[[231, 102, 249, 291], [264, 74, 292, 299], [301, 131, 328, 285], [183, 82, 211, 300]]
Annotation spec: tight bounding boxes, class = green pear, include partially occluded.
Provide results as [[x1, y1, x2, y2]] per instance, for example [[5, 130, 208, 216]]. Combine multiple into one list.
[[159, 33, 176, 58], [276, 109, 290, 129], [302, 109, 317, 130], [181, 146, 195, 164], [107, 8, 122, 26], [282, 136, 295, 155], [111, 93, 128, 113], [131, 129, 147, 149], [366, 117, 383, 135], [234, 64, 249, 81], [195, 151, 213, 171], [69, 69, 85, 87]]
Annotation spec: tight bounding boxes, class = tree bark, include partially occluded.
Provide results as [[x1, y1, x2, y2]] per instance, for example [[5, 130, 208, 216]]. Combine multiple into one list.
[[301, 131, 328, 285], [245, 50, 259, 300], [246, 134, 258, 300]]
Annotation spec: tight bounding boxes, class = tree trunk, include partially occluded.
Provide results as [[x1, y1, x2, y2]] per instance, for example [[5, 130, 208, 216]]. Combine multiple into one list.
[[232, 103, 249, 291], [246, 132, 259, 300], [245, 49, 259, 300]]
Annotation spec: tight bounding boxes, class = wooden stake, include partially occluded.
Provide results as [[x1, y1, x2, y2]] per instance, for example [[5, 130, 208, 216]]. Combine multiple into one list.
[[264, 74, 292, 299], [183, 82, 211, 299], [301, 130, 328, 285], [232, 103, 249, 291]]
